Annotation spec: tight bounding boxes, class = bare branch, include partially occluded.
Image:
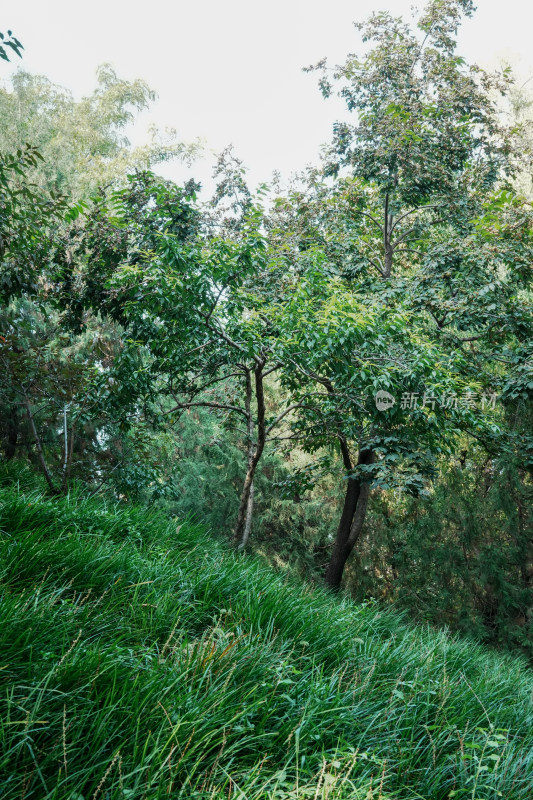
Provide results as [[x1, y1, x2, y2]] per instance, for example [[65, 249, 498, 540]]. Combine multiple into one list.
[[198, 310, 248, 355], [351, 209, 384, 233], [265, 402, 308, 436], [263, 362, 283, 378], [452, 321, 498, 343], [23, 393, 58, 494], [205, 285, 225, 322], [184, 370, 244, 395], [367, 256, 386, 277], [390, 204, 441, 233], [391, 225, 419, 249], [166, 400, 248, 419]]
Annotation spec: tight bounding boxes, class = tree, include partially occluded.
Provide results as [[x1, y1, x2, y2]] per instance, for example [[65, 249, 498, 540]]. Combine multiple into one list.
[[69, 171, 265, 539], [277, 0, 533, 589], [0, 66, 200, 199], [0, 52, 200, 491], [0, 144, 69, 302], [74, 168, 354, 545], [268, 250, 505, 586]]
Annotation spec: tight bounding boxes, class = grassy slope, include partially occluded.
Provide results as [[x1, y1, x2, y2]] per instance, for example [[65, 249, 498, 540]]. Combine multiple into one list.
[[0, 481, 532, 800]]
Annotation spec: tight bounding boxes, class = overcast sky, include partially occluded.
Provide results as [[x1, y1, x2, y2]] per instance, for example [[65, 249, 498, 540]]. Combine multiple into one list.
[[2, 1, 533, 193]]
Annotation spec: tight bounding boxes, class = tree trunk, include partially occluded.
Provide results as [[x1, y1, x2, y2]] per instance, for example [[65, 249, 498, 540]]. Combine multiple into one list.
[[238, 480, 255, 550], [324, 475, 361, 589], [60, 405, 74, 492], [237, 370, 256, 550], [324, 449, 374, 590], [384, 242, 394, 278], [382, 192, 394, 278], [23, 394, 59, 494], [234, 364, 265, 545]]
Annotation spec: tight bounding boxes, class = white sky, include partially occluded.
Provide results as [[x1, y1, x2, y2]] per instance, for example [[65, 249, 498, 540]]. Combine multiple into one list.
[[2, 1, 533, 194]]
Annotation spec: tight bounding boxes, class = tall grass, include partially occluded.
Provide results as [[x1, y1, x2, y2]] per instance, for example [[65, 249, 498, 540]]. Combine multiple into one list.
[[0, 479, 532, 799]]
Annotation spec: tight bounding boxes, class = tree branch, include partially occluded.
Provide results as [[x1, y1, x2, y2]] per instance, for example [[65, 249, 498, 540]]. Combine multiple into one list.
[[351, 209, 384, 234], [166, 400, 248, 419], [390, 204, 441, 233], [198, 310, 248, 356]]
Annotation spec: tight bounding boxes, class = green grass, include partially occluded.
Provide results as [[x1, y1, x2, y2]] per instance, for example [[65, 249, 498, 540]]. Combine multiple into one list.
[[0, 479, 532, 799]]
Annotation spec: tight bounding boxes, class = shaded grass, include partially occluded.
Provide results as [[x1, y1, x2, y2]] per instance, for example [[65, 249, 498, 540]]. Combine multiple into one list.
[[0, 482, 532, 799]]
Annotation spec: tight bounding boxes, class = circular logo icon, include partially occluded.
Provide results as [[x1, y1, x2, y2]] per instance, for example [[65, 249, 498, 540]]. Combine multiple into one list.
[[375, 390, 395, 411]]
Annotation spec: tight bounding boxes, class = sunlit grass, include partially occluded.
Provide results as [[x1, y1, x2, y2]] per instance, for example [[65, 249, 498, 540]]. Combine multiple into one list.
[[0, 478, 532, 799]]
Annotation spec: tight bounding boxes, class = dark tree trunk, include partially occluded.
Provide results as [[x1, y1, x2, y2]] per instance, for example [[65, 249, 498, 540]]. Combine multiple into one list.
[[384, 242, 393, 278], [234, 364, 265, 545], [382, 192, 394, 278], [324, 475, 361, 589], [324, 448, 374, 590]]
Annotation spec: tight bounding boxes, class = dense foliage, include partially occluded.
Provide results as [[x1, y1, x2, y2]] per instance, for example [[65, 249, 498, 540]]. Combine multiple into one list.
[[0, 0, 532, 665]]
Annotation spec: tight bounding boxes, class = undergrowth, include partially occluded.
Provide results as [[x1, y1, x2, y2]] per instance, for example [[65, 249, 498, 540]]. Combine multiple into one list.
[[0, 475, 532, 799]]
